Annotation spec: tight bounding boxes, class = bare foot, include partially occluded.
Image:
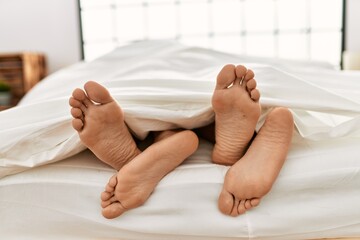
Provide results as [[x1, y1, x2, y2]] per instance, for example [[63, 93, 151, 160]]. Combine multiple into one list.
[[101, 130, 199, 219], [69, 81, 140, 170], [212, 64, 261, 165], [218, 107, 294, 216]]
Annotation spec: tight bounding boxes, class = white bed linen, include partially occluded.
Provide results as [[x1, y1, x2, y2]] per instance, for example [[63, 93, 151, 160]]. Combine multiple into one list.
[[0, 40, 360, 239], [1, 135, 360, 239]]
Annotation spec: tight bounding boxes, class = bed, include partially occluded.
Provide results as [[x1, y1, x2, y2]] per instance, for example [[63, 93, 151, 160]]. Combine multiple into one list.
[[1, 40, 360, 239]]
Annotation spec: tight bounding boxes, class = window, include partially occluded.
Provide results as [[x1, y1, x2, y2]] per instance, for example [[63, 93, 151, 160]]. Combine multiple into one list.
[[79, 0, 344, 67]]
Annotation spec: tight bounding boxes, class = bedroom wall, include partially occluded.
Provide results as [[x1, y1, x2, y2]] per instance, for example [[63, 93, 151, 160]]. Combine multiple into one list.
[[0, 0, 82, 74], [346, 0, 360, 52]]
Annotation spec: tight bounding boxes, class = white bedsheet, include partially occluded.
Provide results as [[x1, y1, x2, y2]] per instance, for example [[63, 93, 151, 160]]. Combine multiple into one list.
[[0, 40, 360, 239], [1, 135, 360, 239]]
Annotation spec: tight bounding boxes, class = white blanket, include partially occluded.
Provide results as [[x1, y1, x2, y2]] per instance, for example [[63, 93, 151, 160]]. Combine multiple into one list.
[[1, 40, 360, 177]]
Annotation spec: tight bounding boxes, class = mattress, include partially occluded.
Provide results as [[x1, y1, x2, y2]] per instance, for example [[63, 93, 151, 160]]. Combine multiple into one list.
[[1, 40, 360, 239]]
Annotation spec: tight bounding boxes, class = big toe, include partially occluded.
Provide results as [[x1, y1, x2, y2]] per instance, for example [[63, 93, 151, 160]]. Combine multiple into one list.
[[102, 201, 126, 219], [218, 189, 235, 215], [216, 64, 236, 90], [84, 81, 113, 104]]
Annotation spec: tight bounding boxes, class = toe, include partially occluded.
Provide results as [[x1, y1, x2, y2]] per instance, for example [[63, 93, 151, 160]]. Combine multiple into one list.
[[72, 119, 83, 131], [244, 69, 255, 81], [101, 200, 110, 208], [72, 88, 87, 101], [105, 174, 117, 192], [101, 195, 117, 208], [216, 64, 236, 90], [108, 174, 118, 188], [250, 198, 261, 207], [101, 191, 113, 202], [246, 79, 257, 91], [250, 89, 260, 101], [69, 97, 82, 108], [84, 81, 113, 104], [244, 199, 252, 210], [235, 65, 248, 89], [105, 184, 115, 193], [70, 108, 83, 119], [218, 189, 235, 215], [72, 88, 93, 107], [237, 200, 247, 215], [102, 201, 126, 219], [235, 65, 247, 79]]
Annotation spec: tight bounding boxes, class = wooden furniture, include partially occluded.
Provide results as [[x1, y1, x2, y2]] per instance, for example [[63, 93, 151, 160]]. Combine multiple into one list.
[[0, 52, 47, 109]]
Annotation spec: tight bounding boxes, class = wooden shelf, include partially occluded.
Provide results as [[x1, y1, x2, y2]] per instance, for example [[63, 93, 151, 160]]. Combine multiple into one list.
[[0, 105, 12, 111], [0, 52, 47, 106]]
